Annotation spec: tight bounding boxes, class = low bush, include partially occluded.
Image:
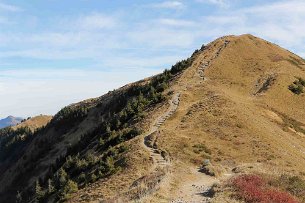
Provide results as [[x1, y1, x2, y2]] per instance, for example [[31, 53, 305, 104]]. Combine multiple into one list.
[[289, 84, 303, 95], [60, 180, 78, 200], [289, 77, 305, 95], [192, 143, 211, 154], [270, 174, 305, 202], [231, 174, 299, 203]]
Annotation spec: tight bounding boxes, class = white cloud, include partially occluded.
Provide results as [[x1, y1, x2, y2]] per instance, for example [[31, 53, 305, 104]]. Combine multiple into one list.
[[242, 0, 305, 14], [126, 17, 200, 49], [1, 0, 305, 118], [0, 11, 198, 59], [98, 55, 183, 69], [2, 1, 304, 61], [196, 0, 230, 8], [151, 1, 185, 9], [206, 16, 244, 25], [239, 0, 305, 45], [128, 27, 195, 48], [0, 49, 91, 59], [75, 13, 117, 30], [0, 12, 120, 60], [0, 2, 22, 12], [192, 0, 305, 53], [158, 18, 197, 27]]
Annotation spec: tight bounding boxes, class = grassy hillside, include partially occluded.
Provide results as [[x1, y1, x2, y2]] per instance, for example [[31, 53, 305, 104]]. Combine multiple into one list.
[[0, 51, 196, 202], [12, 115, 53, 131], [142, 34, 305, 202], [1, 34, 305, 203], [69, 34, 305, 203]]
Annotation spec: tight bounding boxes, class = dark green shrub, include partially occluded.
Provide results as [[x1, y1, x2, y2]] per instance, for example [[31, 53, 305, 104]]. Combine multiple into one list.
[[289, 83, 304, 95], [60, 179, 78, 200], [193, 144, 211, 154], [90, 174, 97, 183], [289, 77, 305, 94], [16, 191, 22, 203], [47, 179, 55, 194], [77, 173, 86, 184], [34, 180, 45, 202], [297, 77, 305, 86], [56, 168, 68, 188]]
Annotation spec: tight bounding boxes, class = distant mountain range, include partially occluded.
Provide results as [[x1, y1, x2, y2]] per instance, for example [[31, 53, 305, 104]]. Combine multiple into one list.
[[0, 116, 23, 129]]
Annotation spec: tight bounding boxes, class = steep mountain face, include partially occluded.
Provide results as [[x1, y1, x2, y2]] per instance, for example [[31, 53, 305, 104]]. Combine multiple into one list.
[[1, 34, 305, 203], [0, 116, 23, 129], [0, 115, 53, 192]]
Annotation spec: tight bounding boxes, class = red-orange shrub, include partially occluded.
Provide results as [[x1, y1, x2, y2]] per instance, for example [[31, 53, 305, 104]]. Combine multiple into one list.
[[263, 189, 299, 203], [231, 174, 299, 203]]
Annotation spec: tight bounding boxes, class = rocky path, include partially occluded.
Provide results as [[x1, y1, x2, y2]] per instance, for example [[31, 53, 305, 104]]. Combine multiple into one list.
[[74, 93, 181, 202], [167, 39, 232, 203], [123, 93, 181, 201], [143, 92, 181, 171], [127, 40, 231, 202], [143, 93, 222, 203], [198, 40, 230, 80], [169, 167, 220, 203]]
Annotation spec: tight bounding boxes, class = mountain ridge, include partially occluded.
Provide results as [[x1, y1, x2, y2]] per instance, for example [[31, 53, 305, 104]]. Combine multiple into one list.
[[0, 116, 23, 129], [0, 34, 305, 203], [12, 115, 53, 131]]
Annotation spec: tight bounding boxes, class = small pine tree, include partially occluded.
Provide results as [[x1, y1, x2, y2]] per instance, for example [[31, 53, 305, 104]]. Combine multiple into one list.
[[106, 124, 111, 134], [138, 91, 147, 106], [66, 179, 78, 192], [78, 172, 86, 183], [34, 180, 45, 202], [149, 86, 157, 100], [47, 179, 55, 194], [60, 180, 78, 200], [115, 119, 121, 128], [57, 168, 68, 188], [99, 137, 105, 146], [90, 174, 97, 183], [106, 156, 115, 174], [118, 110, 127, 121], [131, 98, 138, 111], [126, 101, 134, 115], [16, 191, 22, 203]]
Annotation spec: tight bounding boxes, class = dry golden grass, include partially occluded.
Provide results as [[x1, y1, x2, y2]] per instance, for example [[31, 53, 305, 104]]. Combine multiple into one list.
[[143, 34, 305, 202], [12, 115, 52, 131], [70, 34, 305, 202]]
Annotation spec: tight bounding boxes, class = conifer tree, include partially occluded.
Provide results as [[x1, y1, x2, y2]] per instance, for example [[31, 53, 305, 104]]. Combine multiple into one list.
[[34, 180, 44, 202], [60, 179, 78, 200], [47, 179, 55, 194], [56, 168, 68, 188], [16, 191, 22, 203]]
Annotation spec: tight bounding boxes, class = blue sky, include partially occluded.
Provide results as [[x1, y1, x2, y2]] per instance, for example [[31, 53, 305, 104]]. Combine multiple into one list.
[[0, 0, 304, 118]]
